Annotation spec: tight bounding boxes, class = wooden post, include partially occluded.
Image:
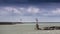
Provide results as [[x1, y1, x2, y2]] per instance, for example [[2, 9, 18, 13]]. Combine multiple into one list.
[[35, 18, 39, 30]]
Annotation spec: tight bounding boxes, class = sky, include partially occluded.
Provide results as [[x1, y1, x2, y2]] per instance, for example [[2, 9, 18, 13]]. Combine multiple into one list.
[[0, 0, 60, 22]]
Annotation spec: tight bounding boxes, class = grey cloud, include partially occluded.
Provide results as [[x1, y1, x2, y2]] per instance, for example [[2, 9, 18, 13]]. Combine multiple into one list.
[[0, 0, 60, 4]]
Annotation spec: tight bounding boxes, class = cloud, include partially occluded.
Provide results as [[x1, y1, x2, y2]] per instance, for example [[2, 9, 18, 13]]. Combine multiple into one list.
[[27, 7, 40, 13], [52, 8, 60, 14], [43, 8, 60, 16], [1, 6, 60, 17], [0, 6, 41, 16], [41, 8, 60, 16], [0, 0, 59, 4], [1, 6, 60, 22], [0, 7, 22, 16], [3, 7, 21, 14]]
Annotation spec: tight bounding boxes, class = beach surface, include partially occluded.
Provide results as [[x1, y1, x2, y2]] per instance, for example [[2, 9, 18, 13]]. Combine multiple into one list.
[[0, 23, 60, 34]]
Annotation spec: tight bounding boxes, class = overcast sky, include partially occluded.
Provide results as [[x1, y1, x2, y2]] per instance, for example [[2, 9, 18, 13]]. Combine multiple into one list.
[[0, 0, 60, 22]]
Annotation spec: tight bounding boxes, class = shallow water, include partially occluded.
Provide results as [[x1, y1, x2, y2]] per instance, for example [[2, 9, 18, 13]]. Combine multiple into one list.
[[0, 23, 60, 34]]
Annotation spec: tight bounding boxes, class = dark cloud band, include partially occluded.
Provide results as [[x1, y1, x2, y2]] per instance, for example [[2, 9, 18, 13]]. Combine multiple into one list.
[[0, 0, 60, 4]]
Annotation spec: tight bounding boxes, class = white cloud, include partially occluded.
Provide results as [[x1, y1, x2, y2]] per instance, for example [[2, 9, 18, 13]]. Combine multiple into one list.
[[52, 8, 60, 14], [13, 8, 21, 14], [19, 7, 25, 10], [0, 7, 22, 16], [0, 6, 41, 16], [19, 7, 27, 13], [27, 7, 40, 13], [3, 7, 13, 11], [3, 7, 21, 14], [1, 6, 59, 16], [42, 8, 60, 16]]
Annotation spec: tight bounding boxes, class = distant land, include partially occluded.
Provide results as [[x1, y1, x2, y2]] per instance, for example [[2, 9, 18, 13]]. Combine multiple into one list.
[[24, 22, 60, 23], [0, 22, 60, 25], [0, 22, 23, 25]]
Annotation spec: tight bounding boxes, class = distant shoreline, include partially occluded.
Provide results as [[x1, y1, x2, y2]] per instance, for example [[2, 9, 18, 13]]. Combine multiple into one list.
[[0, 22, 60, 25], [0, 22, 23, 25]]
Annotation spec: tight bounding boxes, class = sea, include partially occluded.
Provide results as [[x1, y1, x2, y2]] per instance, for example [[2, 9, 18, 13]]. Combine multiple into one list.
[[0, 22, 60, 34]]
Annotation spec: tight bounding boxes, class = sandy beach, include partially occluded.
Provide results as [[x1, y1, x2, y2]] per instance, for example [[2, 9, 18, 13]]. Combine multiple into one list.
[[0, 23, 60, 34]]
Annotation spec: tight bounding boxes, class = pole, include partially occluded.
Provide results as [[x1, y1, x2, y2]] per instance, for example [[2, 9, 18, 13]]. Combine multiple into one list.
[[35, 18, 39, 30]]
